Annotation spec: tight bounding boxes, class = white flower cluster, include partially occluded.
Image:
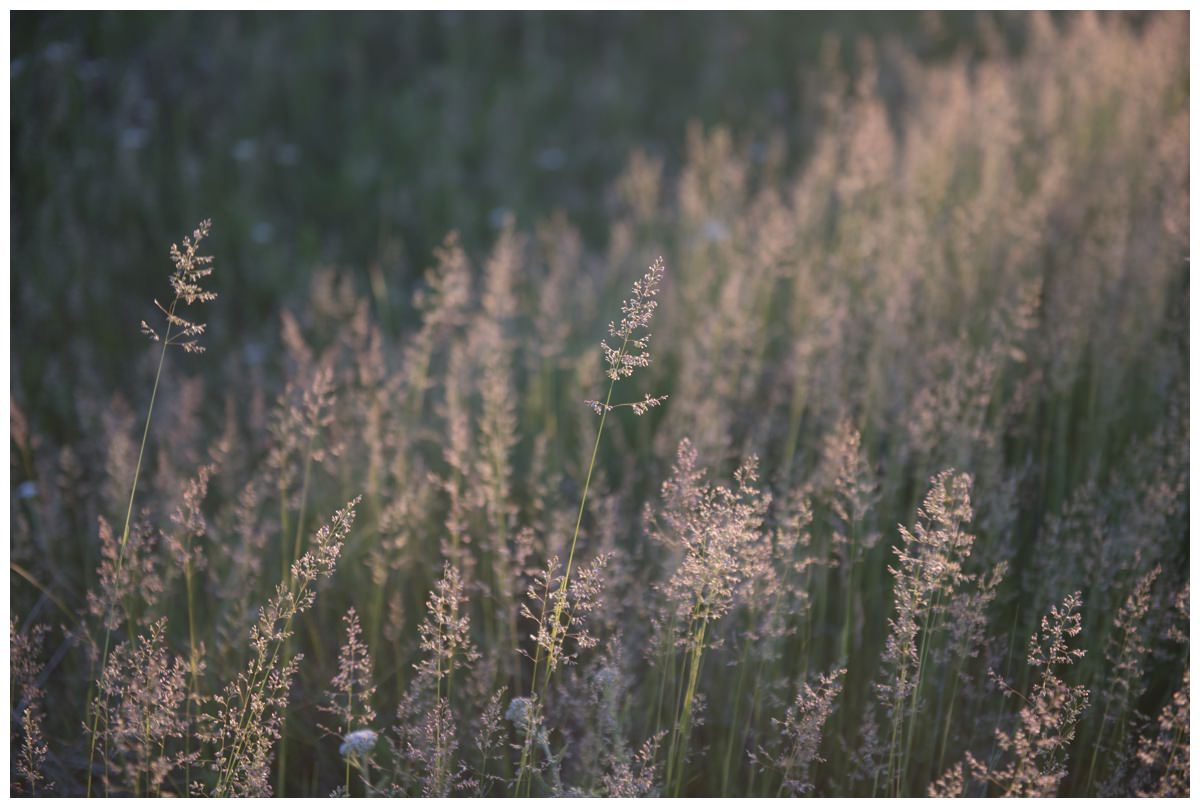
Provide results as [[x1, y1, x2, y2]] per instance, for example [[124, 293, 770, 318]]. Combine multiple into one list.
[[339, 728, 378, 757]]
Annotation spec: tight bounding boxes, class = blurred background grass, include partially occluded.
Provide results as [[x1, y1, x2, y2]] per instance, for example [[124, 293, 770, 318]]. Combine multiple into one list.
[[12, 10, 1075, 438]]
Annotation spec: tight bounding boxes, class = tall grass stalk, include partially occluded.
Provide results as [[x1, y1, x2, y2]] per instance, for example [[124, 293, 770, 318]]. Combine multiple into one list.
[[666, 615, 708, 796], [85, 322, 170, 797], [275, 435, 315, 797], [86, 221, 214, 797], [515, 258, 665, 795], [214, 498, 358, 796]]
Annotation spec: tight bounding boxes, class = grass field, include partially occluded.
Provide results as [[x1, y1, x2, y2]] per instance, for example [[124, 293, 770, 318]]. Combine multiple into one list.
[[9, 11, 1190, 797]]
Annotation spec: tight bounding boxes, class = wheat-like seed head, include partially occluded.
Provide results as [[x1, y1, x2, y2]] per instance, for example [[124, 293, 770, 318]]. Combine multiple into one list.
[[142, 220, 217, 354]]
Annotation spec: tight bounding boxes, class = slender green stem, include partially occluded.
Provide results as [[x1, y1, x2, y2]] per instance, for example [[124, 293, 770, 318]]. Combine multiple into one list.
[[277, 432, 317, 796], [183, 559, 199, 793], [345, 644, 355, 798], [883, 670, 904, 797], [900, 592, 942, 795], [1083, 702, 1111, 795], [9, 562, 73, 623], [935, 655, 966, 778], [719, 637, 753, 794], [87, 299, 176, 797], [550, 333, 629, 639], [670, 616, 709, 797], [515, 569, 554, 796], [289, 435, 316, 579], [560, 384, 614, 602], [663, 630, 690, 792], [649, 614, 677, 741], [216, 561, 316, 796], [516, 336, 630, 797], [840, 524, 859, 664]]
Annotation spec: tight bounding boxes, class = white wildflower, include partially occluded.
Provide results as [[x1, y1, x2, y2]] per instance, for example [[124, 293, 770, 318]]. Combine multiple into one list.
[[339, 728, 378, 757]]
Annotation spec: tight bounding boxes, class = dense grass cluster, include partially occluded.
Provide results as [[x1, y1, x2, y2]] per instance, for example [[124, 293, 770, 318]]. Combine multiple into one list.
[[10, 12, 1189, 797]]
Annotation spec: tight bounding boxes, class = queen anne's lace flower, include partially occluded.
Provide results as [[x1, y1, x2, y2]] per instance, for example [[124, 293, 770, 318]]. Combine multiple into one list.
[[339, 729, 378, 757]]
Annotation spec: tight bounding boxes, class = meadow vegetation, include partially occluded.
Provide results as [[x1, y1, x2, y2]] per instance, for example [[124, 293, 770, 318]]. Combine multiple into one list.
[[9, 11, 1189, 796]]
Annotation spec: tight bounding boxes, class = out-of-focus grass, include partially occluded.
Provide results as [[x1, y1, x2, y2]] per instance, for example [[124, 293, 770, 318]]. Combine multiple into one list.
[[13, 10, 1023, 438]]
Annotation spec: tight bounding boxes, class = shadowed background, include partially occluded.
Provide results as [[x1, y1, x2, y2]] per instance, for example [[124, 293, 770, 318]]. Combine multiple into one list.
[[14, 10, 1064, 436]]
